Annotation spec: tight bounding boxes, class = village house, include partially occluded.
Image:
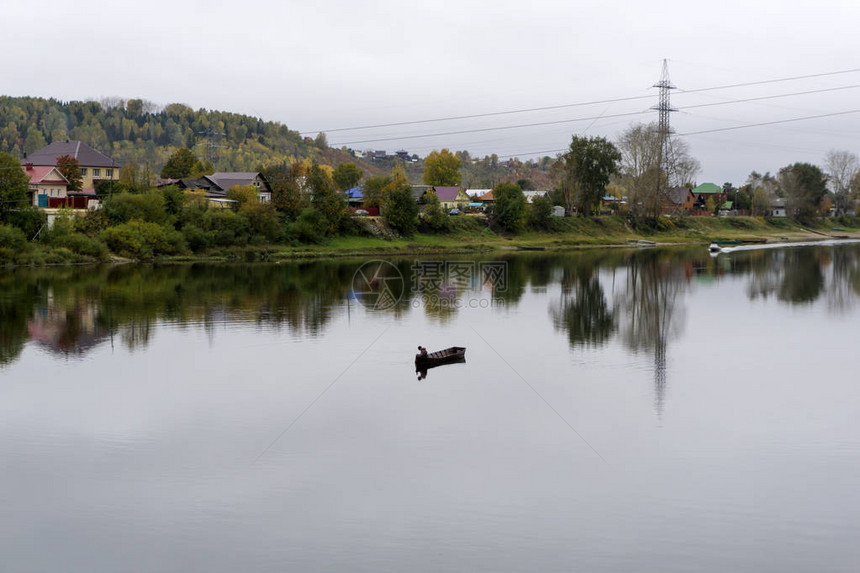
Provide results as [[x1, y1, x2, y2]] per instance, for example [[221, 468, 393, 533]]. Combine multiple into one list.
[[476, 189, 494, 204], [24, 140, 119, 193], [411, 185, 433, 204], [770, 197, 786, 218], [22, 164, 69, 208], [661, 187, 695, 214], [165, 172, 272, 204], [432, 186, 470, 210], [691, 182, 726, 215]]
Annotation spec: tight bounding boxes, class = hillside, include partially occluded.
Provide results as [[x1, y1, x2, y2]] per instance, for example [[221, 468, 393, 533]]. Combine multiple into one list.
[[0, 95, 555, 187]]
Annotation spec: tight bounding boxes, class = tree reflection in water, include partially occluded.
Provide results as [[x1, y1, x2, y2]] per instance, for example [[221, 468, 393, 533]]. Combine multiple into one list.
[[550, 262, 616, 348], [3, 245, 860, 379], [616, 251, 688, 416]]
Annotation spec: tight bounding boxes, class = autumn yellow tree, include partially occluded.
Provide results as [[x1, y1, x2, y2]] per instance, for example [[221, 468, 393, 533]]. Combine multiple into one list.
[[422, 149, 461, 186]]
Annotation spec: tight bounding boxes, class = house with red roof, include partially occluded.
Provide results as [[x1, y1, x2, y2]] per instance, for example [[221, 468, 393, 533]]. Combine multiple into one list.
[[22, 164, 70, 208]]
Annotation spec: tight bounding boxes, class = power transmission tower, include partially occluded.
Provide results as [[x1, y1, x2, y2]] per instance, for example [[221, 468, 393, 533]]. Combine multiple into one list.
[[651, 59, 679, 212], [197, 129, 226, 167]]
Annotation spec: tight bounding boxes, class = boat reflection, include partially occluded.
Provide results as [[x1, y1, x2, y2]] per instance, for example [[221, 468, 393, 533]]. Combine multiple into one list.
[[415, 357, 467, 380]]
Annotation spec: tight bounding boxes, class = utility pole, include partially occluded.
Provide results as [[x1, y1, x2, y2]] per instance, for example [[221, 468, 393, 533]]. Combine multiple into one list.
[[651, 59, 678, 213], [197, 129, 226, 167]]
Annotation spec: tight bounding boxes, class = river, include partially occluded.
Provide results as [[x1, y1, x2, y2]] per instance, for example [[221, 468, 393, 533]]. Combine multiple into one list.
[[1, 245, 859, 572]]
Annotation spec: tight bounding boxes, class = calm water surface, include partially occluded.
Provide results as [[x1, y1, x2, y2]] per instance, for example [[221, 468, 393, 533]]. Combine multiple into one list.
[[1, 246, 859, 572]]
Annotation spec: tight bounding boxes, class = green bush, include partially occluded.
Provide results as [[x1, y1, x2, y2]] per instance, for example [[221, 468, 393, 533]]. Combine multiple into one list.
[[101, 224, 151, 259], [161, 186, 186, 215], [182, 224, 212, 252], [833, 215, 858, 228], [39, 211, 76, 245], [630, 216, 674, 233], [136, 222, 186, 255], [202, 209, 250, 247], [103, 192, 167, 225], [382, 182, 419, 236], [0, 224, 27, 253], [421, 192, 450, 232], [493, 183, 527, 233], [5, 207, 47, 239], [241, 202, 282, 243], [292, 208, 328, 244], [63, 233, 110, 259], [528, 195, 553, 231], [100, 221, 186, 259], [73, 209, 110, 235]]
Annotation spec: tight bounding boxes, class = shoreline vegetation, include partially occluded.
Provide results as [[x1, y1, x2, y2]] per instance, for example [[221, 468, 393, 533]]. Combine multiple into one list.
[[2, 107, 858, 267], [2, 213, 858, 267]]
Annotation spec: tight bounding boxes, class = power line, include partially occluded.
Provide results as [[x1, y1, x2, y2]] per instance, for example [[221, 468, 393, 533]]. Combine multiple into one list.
[[307, 66, 860, 135], [678, 67, 860, 95], [331, 109, 653, 146], [682, 83, 860, 111], [679, 108, 860, 136], [301, 93, 655, 135], [331, 83, 860, 147]]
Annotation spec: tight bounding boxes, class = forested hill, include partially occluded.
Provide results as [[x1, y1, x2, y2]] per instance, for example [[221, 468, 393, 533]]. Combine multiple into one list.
[[0, 95, 361, 172], [0, 95, 556, 187]]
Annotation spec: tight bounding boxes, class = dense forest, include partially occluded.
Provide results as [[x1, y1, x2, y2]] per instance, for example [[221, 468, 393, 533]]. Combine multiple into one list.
[[0, 95, 555, 187], [0, 95, 327, 171]]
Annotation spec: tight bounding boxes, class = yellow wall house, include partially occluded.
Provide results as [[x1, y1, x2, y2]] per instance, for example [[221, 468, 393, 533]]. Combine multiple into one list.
[[22, 165, 69, 208], [432, 186, 470, 210], [23, 140, 119, 194]]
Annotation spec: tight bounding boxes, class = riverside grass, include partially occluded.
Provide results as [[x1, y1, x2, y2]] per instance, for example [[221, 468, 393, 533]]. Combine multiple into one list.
[[164, 215, 860, 262], [3, 215, 859, 266]]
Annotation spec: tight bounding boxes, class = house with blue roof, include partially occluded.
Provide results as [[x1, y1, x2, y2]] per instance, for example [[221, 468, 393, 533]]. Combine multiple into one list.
[[344, 185, 363, 205]]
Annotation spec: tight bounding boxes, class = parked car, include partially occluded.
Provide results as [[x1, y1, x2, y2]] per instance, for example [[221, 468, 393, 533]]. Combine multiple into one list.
[[353, 209, 370, 216], [448, 208, 461, 216]]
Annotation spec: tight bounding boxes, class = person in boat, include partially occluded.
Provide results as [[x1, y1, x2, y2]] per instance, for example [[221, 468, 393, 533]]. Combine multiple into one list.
[[416, 345, 428, 359]]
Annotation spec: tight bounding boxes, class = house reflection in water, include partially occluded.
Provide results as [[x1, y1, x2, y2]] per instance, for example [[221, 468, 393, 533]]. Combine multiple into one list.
[[27, 291, 110, 356]]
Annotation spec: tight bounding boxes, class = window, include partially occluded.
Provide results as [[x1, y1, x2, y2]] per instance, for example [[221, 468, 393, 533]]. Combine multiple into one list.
[[80, 168, 87, 176], [105, 169, 113, 177], [93, 168, 101, 177]]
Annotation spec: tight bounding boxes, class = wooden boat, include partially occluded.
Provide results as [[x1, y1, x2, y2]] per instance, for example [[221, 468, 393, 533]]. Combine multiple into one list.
[[415, 346, 466, 369], [626, 238, 655, 245]]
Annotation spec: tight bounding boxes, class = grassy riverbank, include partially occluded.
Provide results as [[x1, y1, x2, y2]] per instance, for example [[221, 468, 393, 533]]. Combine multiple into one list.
[[3, 215, 859, 266], [163, 216, 860, 262]]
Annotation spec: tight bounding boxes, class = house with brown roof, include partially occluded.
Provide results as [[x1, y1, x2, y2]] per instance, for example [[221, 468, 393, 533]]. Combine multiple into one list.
[[167, 172, 272, 202], [661, 187, 695, 214], [432, 186, 470, 210], [470, 189, 494, 203], [23, 140, 119, 193]]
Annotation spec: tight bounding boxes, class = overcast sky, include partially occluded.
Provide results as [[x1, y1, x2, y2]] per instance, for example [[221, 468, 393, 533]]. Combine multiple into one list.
[[6, 0, 860, 185]]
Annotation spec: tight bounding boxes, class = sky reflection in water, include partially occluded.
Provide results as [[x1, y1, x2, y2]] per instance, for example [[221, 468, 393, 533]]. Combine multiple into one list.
[[1, 246, 859, 572]]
